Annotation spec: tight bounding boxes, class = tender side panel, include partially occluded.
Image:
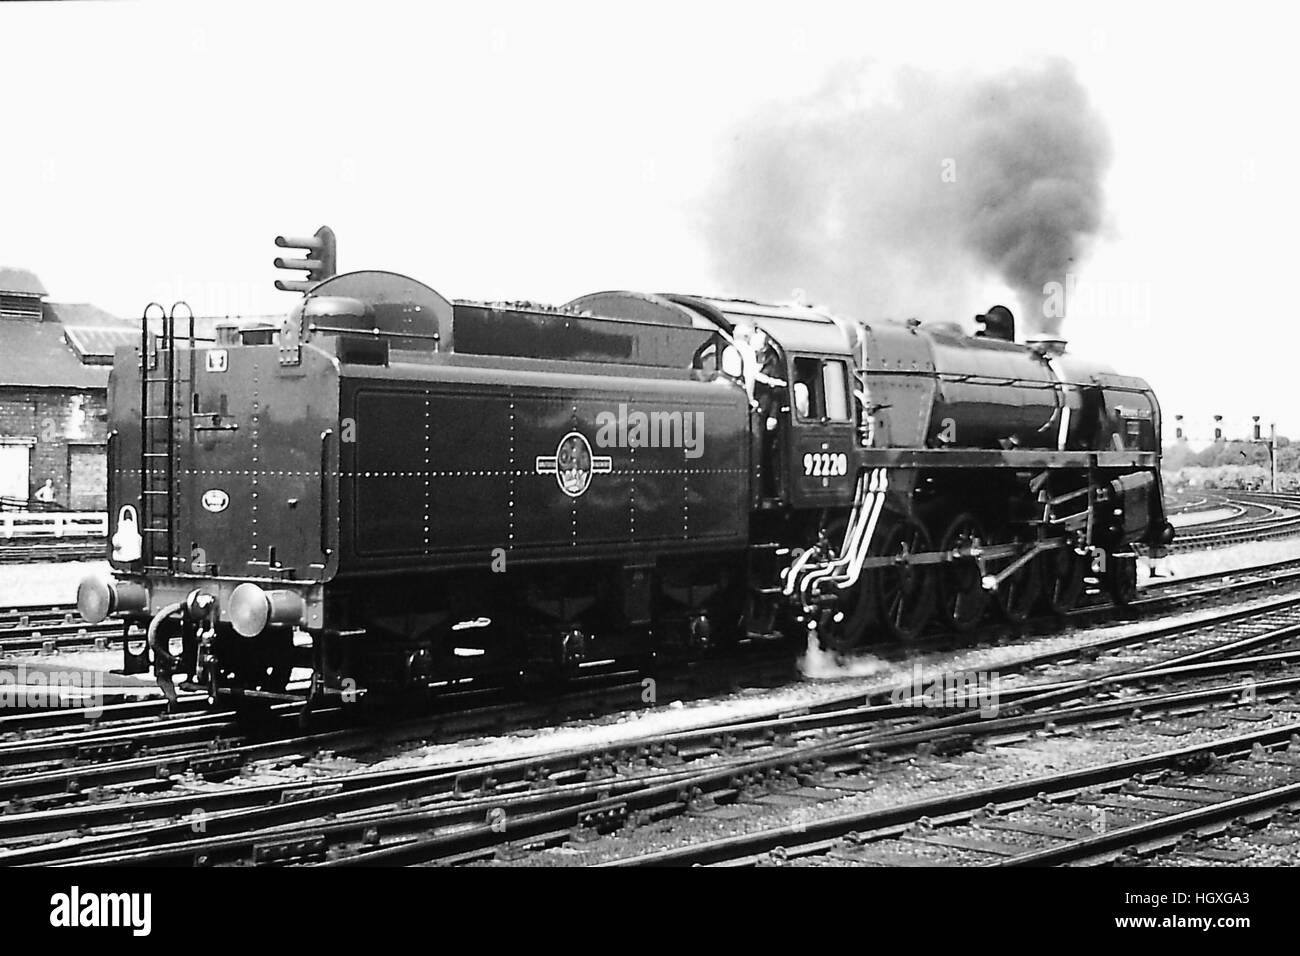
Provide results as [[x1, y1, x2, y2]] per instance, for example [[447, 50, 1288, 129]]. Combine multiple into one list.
[[340, 367, 750, 572]]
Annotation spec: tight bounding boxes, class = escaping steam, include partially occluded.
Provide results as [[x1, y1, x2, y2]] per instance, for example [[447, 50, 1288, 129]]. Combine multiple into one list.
[[798, 633, 890, 681], [702, 60, 1111, 335]]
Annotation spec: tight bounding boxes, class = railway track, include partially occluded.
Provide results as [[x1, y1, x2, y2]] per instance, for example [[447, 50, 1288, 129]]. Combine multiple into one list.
[[9, 585, 1300, 865], [314, 622, 1300, 866], [0, 620, 119, 655], [1166, 490, 1300, 551], [599, 725, 1300, 868], [0, 603, 121, 653], [5, 546, 1300, 865], [0, 541, 103, 565], [0, 646, 803, 804], [573, 643, 1300, 866]]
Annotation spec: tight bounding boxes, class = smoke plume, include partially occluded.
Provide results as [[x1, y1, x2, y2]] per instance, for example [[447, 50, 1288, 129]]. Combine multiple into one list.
[[702, 60, 1111, 335]]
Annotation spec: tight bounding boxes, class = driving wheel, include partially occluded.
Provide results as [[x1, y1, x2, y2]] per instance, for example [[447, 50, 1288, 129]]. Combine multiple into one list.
[[1042, 544, 1090, 614], [936, 512, 989, 632], [867, 517, 935, 642], [995, 543, 1041, 624]]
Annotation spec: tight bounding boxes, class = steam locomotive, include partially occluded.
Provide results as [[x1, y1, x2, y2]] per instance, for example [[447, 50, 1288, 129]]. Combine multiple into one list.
[[77, 270, 1173, 706]]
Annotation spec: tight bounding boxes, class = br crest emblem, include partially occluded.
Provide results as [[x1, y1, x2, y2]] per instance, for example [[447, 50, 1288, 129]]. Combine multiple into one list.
[[535, 431, 612, 498]]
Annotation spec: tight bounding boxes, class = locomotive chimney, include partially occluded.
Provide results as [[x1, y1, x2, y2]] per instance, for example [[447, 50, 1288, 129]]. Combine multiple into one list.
[[974, 305, 1015, 342]]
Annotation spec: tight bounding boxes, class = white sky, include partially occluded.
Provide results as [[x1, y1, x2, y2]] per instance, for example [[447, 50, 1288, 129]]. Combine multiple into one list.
[[1, 0, 1296, 438]]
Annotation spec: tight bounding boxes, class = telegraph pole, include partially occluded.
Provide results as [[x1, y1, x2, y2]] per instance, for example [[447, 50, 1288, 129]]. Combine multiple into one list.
[[1272, 423, 1279, 492]]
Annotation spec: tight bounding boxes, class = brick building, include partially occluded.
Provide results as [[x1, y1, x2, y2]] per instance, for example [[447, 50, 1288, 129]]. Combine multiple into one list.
[[0, 267, 134, 511]]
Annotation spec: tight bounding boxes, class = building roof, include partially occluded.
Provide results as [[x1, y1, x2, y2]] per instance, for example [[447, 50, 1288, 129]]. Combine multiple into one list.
[[62, 325, 139, 366], [42, 302, 130, 328], [0, 318, 111, 389], [0, 264, 134, 387], [0, 268, 49, 298], [0, 301, 131, 389], [43, 303, 136, 365]]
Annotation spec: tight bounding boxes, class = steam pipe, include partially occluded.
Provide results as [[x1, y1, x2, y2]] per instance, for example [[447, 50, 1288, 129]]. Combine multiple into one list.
[[147, 601, 185, 706]]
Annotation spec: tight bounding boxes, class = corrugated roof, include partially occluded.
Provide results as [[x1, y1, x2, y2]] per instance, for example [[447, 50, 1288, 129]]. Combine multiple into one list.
[[0, 268, 49, 298], [62, 326, 138, 365]]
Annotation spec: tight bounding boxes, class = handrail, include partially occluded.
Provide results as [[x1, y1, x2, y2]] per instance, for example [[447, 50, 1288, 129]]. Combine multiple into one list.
[[165, 304, 176, 570], [105, 428, 117, 559], [168, 301, 195, 575], [320, 429, 334, 557], [139, 302, 166, 568]]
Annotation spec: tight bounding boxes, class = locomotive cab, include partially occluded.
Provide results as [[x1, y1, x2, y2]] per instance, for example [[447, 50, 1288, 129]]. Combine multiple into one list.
[[666, 296, 865, 513], [783, 352, 858, 507]]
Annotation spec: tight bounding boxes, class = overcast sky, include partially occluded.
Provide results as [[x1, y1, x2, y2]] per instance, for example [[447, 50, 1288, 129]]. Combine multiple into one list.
[[1, 0, 1295, 439]]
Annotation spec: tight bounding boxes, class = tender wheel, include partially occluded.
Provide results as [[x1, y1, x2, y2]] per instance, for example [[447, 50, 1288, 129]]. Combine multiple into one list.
[[996, 546, 1041, 624], [1042, 545, 1089, 614], [936, 512, 989, 632], [867, 517, 935, 642], [1108, 552, 1139, 606]]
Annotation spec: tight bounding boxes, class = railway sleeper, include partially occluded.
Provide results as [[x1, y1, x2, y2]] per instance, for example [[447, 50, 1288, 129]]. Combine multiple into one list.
[[572, 802, 628, 842], [70, 739, 143, 763], [249, 833, 329, 866]]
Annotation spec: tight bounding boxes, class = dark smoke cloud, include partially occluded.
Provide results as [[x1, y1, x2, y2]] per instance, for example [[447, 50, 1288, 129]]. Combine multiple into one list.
[[702, 60, 1111, 335]]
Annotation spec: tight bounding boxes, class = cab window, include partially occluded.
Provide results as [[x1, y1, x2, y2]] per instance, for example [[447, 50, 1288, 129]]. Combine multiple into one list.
[[792, 356, 853, 423], [822, 360, 851, 422], [793, 358, 823, 419]]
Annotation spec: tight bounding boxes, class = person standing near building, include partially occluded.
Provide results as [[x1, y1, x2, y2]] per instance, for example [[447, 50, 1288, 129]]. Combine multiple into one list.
[[33, 478, 56, 508]]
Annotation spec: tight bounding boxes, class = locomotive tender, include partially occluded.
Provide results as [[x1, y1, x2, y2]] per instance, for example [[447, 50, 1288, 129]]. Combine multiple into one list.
[[77, 270, 1173, 705]]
